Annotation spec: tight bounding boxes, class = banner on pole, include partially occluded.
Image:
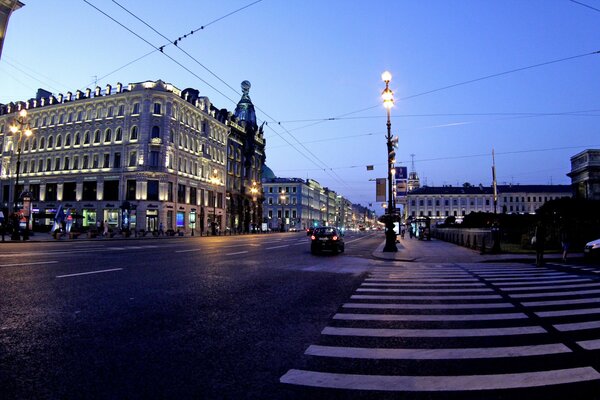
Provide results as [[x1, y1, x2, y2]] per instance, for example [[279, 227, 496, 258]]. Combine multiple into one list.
[[376, 178, 386, 202]]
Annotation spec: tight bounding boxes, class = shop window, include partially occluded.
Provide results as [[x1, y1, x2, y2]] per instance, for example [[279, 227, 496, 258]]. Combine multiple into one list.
[[147, 180, 159, 201], [63, 182, 76, 201], [103, 180, 119, 201], [82, 181, 97, 201], [126, 180, 137, 200], [45, 183, 57, 201]]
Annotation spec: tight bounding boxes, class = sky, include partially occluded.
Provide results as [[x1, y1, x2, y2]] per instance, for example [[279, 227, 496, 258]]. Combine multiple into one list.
[[1, 0, 599, 214]]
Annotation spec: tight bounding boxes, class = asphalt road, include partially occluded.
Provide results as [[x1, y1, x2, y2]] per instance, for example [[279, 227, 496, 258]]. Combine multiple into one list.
[[0, 231, 381, 399]]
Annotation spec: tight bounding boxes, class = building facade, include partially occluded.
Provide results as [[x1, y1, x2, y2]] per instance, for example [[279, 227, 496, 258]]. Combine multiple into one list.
[[568, 149, 600, 201], [407, 184, 572, 224], [0, 80, 230, 234]]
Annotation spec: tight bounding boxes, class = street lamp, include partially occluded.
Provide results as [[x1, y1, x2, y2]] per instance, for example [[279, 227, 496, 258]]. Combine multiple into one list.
[[9, 109, 33, 240], [250, 181, 259, 233], [210, 168, 220, 235], [279, 193, 287, 232], [382, 71, 397, 252]]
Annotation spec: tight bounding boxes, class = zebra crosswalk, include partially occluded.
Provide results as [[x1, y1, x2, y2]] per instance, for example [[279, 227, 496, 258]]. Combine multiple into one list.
[[280, 263, 600, 397]]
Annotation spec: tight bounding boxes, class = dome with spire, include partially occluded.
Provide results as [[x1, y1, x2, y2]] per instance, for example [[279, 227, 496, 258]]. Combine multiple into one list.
[[234, 80, 257, 128]]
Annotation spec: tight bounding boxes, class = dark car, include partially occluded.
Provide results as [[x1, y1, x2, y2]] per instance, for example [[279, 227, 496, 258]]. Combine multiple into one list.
[[310, 227, 344, 254], [306, 227, 314, 236], [584, 238, 600, 259]]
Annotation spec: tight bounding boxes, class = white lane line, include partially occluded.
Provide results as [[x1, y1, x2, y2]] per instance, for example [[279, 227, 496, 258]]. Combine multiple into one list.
[[357, 288, 493, 293], [351, 294, 502, 300], [484, 275, 571, 282], [511, 288, 600, 299], [368, 277, 479, 282], [56, 268, 123, 278], [554, 320, 600, 332], [343, 302, 514, 310], [537, 307, 600, 318], [362, 283, 486, 287], [1, 260, 58, 267], [503, 283, 600, 292], [305, 343, 571, 360], [280, 367, 600, 391], [333, 312, 528, 322], [175, 249, 201, 253], [265, 245, 289, 250], [522, 298, 600, 307], [495, 278, 592, 287], [577, 338, 600, 350], [225, 251, 248, 256], [322, 325, 546, 337]]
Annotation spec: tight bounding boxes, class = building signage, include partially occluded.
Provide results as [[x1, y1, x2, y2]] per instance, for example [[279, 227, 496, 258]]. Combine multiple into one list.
[[394, 166, 408, 180], [376, 178, 386, 202], [396, 180, 408, 198]]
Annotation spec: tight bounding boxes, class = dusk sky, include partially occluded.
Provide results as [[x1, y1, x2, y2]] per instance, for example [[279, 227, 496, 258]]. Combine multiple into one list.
[[2, 1, 599, 212]]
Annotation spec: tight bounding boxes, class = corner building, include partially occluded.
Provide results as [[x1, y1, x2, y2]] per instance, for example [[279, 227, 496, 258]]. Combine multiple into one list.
[[0, 80, 230, 234]]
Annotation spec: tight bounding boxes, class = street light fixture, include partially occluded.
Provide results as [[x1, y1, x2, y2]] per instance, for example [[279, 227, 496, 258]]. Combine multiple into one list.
[[250, 181, 259, 232], [210, 168, 220, 235], [381, 71, 398, 252], [9, 109, 33, 240], [279, 193, 287, 232]]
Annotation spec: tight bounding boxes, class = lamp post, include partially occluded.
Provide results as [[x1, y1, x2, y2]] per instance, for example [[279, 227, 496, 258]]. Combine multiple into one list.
[[9, 109, 33, 240], [210, 168, 220, 235], [279, 193, 287, 232], [382, 71, 398, 252], [250, 181, 259, 233]]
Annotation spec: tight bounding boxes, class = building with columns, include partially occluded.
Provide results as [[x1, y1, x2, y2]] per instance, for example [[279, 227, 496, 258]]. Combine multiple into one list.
[[0, 80, 231, 234]]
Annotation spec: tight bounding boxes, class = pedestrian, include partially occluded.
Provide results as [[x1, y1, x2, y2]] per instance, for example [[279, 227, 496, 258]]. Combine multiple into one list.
[[534, 221, 546, 267], [159, 222, 164, 236], [560, 225, 571, 263], [103, 220, 109, 237], [98, 220, 103, 236]]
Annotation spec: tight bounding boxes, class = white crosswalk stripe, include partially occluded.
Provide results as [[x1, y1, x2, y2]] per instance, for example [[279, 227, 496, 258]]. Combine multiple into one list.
[[281, 263, 600, 396]]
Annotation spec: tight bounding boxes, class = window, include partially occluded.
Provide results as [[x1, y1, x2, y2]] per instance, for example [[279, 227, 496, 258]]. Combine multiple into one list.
[[103, 154, 110, 168], [115, 127, 122, 142], [22, 161, 27, 173], [147, 180, 159, 201], [63, 182, 76, 201], [118, 105, 125, 116], [48, 136, 54, 149], [74, 132, 80, 145], [151, 126, 160, 139], [65, 134, 71, 146], [130, 126, 138, 140], [30, 160, 35, 173], [104, 129, 112, 143], [126, 180, 137, 200], [82, 155, 89, 169], [73, 156, 79, 170], [46, 158, 51, 171], [82, 181, 97, 201], [56, 135, 62, 147], [92, 154, 98, 168], [103, 180, 119, 201], [114, 152, 121, 168], [84, 132, 90, 144], [153, 103, 161, 115], [40, 137, 46, 149], [93, 130, 100, 144], [132, 103, 140, 114], [45, 183, 57, 201], [32, 138, 37, 150], [129, 151, 137, 167], [178, 184, 185, 203], [149, 151, 160, 167], [63, 157, 69, 170], [37, 160, 42, 172], [190, 187, 197, 205], [107, 106, 113, 118]]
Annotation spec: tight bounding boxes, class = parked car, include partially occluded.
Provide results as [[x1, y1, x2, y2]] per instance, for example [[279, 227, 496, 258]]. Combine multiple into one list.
[[584, 238, 600, 259], [310, 227, 345, 254]]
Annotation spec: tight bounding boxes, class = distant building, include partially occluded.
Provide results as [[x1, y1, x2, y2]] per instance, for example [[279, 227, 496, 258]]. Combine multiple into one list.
[[0, 0, 23, 60], [0, 80, 230, 234], [407, 184, 572, 223], [568, 149, 600, 201], [261, 176, 374, 231]]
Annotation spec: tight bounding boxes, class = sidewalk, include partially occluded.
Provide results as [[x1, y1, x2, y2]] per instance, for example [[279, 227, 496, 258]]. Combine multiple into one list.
[[372, 236, 573, 264]]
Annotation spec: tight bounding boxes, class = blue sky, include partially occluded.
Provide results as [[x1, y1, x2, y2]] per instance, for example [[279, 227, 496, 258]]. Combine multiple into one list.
[[2, 1, 599, 212]]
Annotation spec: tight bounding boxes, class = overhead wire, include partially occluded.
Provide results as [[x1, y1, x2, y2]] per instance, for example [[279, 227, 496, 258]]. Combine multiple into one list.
[[569, 0, 600, 13]]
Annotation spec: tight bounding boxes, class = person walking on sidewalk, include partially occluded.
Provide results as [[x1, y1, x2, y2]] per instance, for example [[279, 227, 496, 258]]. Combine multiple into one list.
[[534, 221, 546, 267]]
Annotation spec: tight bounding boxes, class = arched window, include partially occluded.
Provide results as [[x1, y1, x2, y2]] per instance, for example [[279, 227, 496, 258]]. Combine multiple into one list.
[[93, 130, 100, 143], [115, 127, 122, 142], [39, 137, 46, 149], [32, 138, 37, 150], [84, 132, 90, 144], [74, 132, 80, 146], [24, 139, 29, 151], [104, 129, 112, 143], [47, 136, 54, 149], [130, 126, 138, 140], [151, 126, 160, 139], [56, 135, 62, 147], [65, 133, 71, 146]]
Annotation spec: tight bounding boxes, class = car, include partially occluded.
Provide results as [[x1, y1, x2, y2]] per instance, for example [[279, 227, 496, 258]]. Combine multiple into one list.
[[306, 227, 315, 236], [310, 227, 345, 255], [584, 238, 600, 259]]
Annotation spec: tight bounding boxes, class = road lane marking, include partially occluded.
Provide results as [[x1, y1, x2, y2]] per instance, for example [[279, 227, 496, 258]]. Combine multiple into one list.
[[362, 282, 486, 287], [56, 268, 123, 278], [343, 302, 514, 310], [351, 294, 502, 300], [225, 251, 248, 256], [536, 307, 600, 318], [495, 278, 592, 287], [554, 320, 600, 332], [356, 288, 493, 293], [577, 339, 600, 350], [305, 343, 571, 360], [511, 288, 600, 299], [503, 283, 600, 292], [175, 249, 201, 253], [322, 326, 546, 337], [522, 297, 600, 307], [280, 367, 600, 391], [0, 261, 58, 267], [265, 245, 289, 250], [333, 312, 527, 322]]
